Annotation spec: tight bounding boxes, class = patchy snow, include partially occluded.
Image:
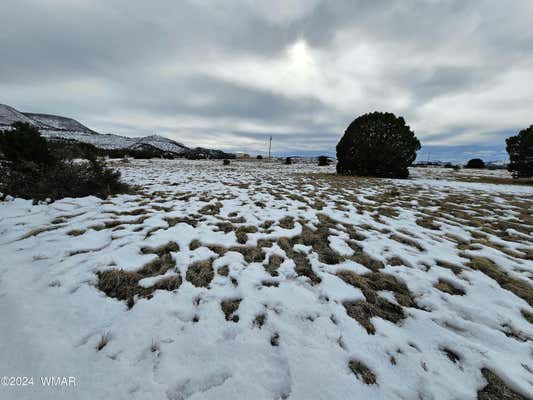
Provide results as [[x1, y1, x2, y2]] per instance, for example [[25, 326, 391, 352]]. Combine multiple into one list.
[[0, 159, 531, 400]]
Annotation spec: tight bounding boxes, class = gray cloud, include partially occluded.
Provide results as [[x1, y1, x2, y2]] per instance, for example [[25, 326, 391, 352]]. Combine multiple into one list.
[[1, 0, 532, 155]]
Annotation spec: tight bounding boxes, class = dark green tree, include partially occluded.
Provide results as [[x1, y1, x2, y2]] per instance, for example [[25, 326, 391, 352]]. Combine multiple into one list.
[[465, 158, 485, 169], [506, 125, 533, 178], [0, 122, 54, 166], [336, 112, 420, 178], [318, 155, 330, 166]]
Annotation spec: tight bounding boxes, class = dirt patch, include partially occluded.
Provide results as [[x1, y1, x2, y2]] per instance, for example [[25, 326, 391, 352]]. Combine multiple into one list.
[[186, 259, 215, 287], [221, 299, 241, 322], [477, 368, 528, 400], [348, 360, 377, 385], [435, 279, 465, 296]]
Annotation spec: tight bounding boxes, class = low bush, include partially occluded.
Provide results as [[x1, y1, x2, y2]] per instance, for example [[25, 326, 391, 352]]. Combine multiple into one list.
[[223, 159, 231, 165], [465, 158, 485, 169], [284, 157, 292, 165], [318, 155, 330, 166], [0, 123, 129, 201]]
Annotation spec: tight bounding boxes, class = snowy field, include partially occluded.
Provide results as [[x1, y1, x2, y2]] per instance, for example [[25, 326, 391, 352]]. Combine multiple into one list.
[[0, 159, 532, 400]]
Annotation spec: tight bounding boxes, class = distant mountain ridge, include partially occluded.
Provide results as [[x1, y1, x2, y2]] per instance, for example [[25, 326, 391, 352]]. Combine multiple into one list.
[[0, 103, 232, 158]]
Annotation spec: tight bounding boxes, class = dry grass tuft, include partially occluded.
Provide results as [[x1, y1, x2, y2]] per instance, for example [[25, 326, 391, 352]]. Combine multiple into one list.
[[348, 360, 377, 385], [338, 270, 416, 334], [278, 216, 295, 229], [477, 368, 528, 400], [217, 265, 229, 276], [465, 256, 533, 306], [221, 299, 242, 322], [186, 259, 215, 287], [189, 240, 202, 250], [435, 279, 465, 296], [265, 254, 284, 277]]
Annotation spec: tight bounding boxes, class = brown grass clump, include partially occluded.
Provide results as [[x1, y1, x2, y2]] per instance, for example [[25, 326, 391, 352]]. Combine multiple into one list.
[[221, 299, 242, 322], [278, 216, 295, 229], [338, 270, 416, 334], [416, 217, 440, 230], [465, 256, 533, 306], [97, 242, 181, 304], [435, 259, 464, 275], [198, 202, 222, 215], [189, 240, 202, 250], [141, 241, 179, 256], [348, 360, 377, 385], [347, 241, 384, 271], [97, 269, 182, 303], [265, 254, 284, 277], [521, 309, 533, 324], [186, 259, 215, 287], [390, 234, 425, 252], [477, 368, 528, 400], [235, 225, 258, 244], [67, 229, 86, 236], [435, 279, 465, 296], [165, 216, 199, 227], [277, 237, 321, 285], [230, 245, 266, 263], [217, 265, 229, 276]]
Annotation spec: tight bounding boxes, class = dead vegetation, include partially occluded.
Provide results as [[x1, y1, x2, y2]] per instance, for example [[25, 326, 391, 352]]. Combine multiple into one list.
[[477, 368, 528, 400], [221, 299, 242, 322], [186, 259, 215, 287], [338, 270, 416, 334], [348, 360, 377, 385], [435, 279, 466, 296], [97, 242, 181, 305], [464, 256, 533, 306]]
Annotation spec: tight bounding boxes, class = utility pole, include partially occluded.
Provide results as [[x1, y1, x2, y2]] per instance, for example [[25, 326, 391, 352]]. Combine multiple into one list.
[[268, 136, 272, 161]]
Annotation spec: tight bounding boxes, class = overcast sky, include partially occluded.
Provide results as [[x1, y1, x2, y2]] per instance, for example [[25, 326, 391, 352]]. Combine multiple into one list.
[[2, 0, 532, 154]]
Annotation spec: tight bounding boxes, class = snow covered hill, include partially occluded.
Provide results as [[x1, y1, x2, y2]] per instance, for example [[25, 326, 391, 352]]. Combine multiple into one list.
[[23, 112, 97, 134], [0, 104, 48, 129], [0, 103, 227, 157]]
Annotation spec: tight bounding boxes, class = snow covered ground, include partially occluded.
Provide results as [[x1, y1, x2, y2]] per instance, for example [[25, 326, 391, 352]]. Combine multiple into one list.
[[0, 160, 531, 400]]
